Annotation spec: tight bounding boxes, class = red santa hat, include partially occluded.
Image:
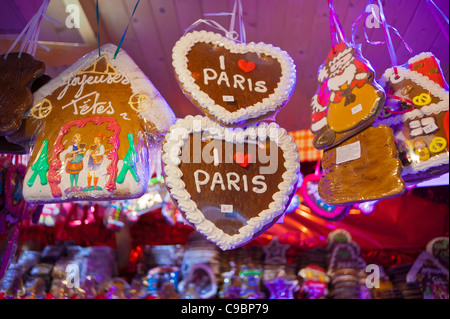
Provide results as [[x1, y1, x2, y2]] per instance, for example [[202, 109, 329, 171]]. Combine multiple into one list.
[[318, 42, 354, 82]]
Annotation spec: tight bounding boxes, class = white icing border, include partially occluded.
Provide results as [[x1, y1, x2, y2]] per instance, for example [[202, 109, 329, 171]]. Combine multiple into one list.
[[402, 152, 449, 177], [172, 31, 296, 125], [29, 44, 176, 133], [162, 115, 300, 250]]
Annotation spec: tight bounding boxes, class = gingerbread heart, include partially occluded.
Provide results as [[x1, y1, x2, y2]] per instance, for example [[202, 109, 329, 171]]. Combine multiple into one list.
[[310, 43, 385, 150], [299, 173, 350, 221], [0, 52, 45, 136], [172, 31, 296, 127], [162, 116, 300, 250]]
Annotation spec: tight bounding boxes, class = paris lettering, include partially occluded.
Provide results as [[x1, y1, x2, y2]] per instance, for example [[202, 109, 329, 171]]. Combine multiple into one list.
[[202, 55, 267, 93]]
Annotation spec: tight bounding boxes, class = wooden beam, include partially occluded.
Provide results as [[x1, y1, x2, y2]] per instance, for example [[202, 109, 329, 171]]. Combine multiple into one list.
[[0, 39, 95, 66]]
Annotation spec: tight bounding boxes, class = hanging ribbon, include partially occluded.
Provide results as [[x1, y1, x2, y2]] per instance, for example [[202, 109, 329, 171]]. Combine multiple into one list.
[[4, 0, 59, 59], [96, 0, 101, 57], [426, 0, 449, 42], [351, 0, 413, 76], [114, 0, 141, 59], [94, 0, 141, 59], [328, 0, 348, 47], [185, 0, 247, 43], [314, 158, 322, 176]]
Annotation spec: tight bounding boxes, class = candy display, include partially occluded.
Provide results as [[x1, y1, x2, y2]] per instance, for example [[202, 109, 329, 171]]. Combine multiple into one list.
[[172, 31, 296, 127], [375, 52, 449, 184], [298, 265, 329, 299], [9, 44, 176, 204], [1, 229, 445, 299]]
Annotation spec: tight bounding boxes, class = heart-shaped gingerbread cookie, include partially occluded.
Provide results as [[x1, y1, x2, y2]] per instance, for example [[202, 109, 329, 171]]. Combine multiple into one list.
[[162, 116, 300, 250], [172, 31, 296, 127]]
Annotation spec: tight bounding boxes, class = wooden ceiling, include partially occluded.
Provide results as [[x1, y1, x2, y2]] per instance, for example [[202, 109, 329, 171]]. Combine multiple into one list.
[[1, 0, 449, 131]]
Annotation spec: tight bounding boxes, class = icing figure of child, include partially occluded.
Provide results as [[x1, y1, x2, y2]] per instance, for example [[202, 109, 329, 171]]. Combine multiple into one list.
[[64, 133, 86, 193], [85, 133, 105, 191]]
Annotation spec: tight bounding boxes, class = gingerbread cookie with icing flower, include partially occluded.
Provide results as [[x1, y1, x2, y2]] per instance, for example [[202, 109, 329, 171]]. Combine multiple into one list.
[[172, 31, 296, 127], [375, 52, 449, 184], [310, 42, 385, 150], [162, 115, 300, 250], [8, 44, 176, 204]]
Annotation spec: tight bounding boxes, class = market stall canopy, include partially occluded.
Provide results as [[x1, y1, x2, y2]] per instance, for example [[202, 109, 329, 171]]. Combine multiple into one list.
[[1, 0, 448, 132]]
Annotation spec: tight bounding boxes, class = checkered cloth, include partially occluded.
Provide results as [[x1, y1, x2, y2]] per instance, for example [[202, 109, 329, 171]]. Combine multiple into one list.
[[289, 130, 322, 162]]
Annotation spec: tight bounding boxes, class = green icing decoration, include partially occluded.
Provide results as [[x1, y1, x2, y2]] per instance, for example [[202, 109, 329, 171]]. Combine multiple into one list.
[[27, 140, 49, 187], [117, 133, 140, 183]]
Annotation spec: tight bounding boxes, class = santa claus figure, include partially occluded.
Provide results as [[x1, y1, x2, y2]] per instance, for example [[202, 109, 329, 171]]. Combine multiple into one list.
[[310, 42, 385, 150]]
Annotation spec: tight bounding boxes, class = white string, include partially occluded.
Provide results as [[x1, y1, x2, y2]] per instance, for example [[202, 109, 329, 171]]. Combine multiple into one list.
[[4, 0, 54, 59], [185, 0, 247, 43]]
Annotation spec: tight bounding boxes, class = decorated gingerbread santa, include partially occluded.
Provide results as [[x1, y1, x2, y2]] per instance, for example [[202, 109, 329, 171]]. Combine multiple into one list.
[[311, 42, 385, 150]]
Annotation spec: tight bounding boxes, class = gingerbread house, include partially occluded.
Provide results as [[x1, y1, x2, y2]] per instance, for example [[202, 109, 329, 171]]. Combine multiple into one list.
[[8, 44, 176, 203], [375, 52, 449, 184]]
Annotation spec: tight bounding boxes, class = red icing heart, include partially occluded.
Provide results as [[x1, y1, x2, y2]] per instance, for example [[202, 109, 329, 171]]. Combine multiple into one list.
[[233, 152, 253, 168], [192, 72, 200, 79], [238, 59, 256, 73]]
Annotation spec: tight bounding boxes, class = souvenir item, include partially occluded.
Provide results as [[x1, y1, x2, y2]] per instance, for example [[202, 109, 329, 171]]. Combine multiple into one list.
[[10, 44, 176, 203], [0, 227, 19, 281], [0, 52, 45, 136], [327, 243, 366, 277], [263, 237, 290, 265], [219, 267, 241, 299], [406, 251, 449, 299], [145, 266, 180, 298], [375, 52, 449, 184], [162, 115, 300, 250], [298, 265, 330, 299], [264, 269, 298, 299], [239, 269, 265, 299], [178, 263, 217, 299], [310, 42, 385, 150], [172, 31, 296, 127], [319, 125, 405, 205], [426, 237, 449, 269]]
